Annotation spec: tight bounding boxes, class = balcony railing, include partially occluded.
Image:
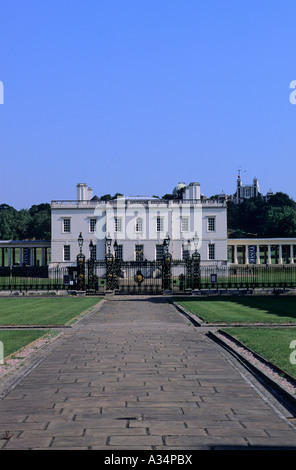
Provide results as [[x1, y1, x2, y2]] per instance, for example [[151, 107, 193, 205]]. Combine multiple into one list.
[[51, 198, 226, 208]]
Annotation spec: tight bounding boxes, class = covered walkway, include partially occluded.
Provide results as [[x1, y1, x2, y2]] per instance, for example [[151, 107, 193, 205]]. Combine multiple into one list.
[[0, 240, 51, 267], [228, 238, 296, 265]]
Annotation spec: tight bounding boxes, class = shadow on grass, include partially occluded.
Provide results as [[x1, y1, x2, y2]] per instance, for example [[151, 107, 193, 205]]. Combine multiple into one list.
[[172, 295, 296, 323]]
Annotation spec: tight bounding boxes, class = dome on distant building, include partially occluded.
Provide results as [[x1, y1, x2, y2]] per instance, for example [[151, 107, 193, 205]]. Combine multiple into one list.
[[173, 182, 187, 197]]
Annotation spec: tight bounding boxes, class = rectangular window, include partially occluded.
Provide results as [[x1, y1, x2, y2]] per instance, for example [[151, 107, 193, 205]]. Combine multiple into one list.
[[135, 244, 144, 261], [135, 217, 143, 232], [116, 244, 123, 261], [156, 216, 164, 232], [208, 244, 215, 260], [63, 218, 71, 233], [115, 217, 122, 232], [207, 217, 215, 232], [156, 244, 164, 260], [63, 245, 70, 261], [89, 218, 97, 232], [181, 217, 189, 232]]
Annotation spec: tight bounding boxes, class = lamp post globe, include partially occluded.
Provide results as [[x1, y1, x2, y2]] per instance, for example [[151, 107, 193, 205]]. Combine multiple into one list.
[[78, 232, 84, 254]]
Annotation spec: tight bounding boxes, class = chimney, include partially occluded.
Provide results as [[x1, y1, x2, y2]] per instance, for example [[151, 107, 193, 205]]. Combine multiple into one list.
[[76, 183, 88, 200], [87, 187, 93, 200], [189, 182, 200, 200]]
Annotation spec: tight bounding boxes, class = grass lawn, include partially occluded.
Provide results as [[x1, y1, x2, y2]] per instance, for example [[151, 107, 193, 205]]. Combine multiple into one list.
[[0, 330, 51, 360], [0, 297, 102, 326], [222, 327, 296, 380], [175, 296, 296, 323]]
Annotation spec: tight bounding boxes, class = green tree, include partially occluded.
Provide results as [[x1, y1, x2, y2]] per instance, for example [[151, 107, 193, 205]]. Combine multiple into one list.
[[0, 203, 51, 240], [227, 192, 296, 238], [268, 192, 296, 208], [100, 194, 112, 201], [227, 198, 266, 237], [0, 205, 18, 239], [28, 204, 51, 240], [16, 209, 31, 239], [262, 206, 296, 237]]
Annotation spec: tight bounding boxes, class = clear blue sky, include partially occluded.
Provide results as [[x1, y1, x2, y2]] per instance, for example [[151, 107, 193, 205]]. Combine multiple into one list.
[[1, 0, 296, 209]]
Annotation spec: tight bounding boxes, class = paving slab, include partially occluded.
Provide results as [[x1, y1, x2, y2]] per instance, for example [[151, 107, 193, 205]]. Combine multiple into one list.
[[0, 296, 296, 450]]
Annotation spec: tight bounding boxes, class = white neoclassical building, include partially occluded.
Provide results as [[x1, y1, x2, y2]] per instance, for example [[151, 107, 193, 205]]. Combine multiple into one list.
[[50, 182, 228, 268]]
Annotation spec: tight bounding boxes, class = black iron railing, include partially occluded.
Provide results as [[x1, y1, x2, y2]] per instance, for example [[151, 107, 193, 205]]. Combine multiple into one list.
[[1, 263, 296, 293]]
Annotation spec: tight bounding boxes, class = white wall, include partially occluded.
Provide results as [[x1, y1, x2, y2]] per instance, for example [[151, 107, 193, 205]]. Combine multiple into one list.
[[50, 200, 227, 266]]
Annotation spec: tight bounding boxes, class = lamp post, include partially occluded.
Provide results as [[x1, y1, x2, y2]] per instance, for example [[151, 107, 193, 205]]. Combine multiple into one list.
[[106, 233, 112, 255], [89, 239, 94, 256], [88, 240, 95, 290], [163, 233, 170, 254], [77, 232, 85, 291], [193, 232, 199, 254], [113, 239, 119, 290], [78, 232, 83, 255], [185, 232, 200, 291], [191, 231, 200, 290], [162, 232, 172, 291], [113, 240, 118, 259], [105, 233, 116, 291]]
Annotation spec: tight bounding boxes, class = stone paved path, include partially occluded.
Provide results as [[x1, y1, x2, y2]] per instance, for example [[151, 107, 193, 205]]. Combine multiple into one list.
[[0, 297, 296, 450]]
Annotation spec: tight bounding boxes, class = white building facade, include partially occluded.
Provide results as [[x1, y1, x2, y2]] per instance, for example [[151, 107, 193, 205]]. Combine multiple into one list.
[[50, 183, 228, 268]]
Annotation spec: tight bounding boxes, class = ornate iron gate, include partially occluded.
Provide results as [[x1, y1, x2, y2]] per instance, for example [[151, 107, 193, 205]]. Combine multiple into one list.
[[84, 252, 200, 295], [115, 260, 163, 294]]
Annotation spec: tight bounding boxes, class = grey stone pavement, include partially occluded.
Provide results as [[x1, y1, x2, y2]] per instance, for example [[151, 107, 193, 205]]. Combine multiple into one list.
[[1, 296, 296, 450]]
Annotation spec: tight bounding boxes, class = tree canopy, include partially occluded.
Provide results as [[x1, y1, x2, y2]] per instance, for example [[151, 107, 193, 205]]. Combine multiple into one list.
[[227, 192, 296, 238], [0, 203, 51, 240]]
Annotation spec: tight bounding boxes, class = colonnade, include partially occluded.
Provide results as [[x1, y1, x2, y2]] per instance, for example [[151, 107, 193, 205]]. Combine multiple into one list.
[[1, 239, 296, 267], [0, 241, 51, 267], [227, 239, 296, 265]]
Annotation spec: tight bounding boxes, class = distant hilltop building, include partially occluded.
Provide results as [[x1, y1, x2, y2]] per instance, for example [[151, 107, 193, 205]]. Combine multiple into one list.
[[227, 172, 273, 204], [236, 173, 260, 203]]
